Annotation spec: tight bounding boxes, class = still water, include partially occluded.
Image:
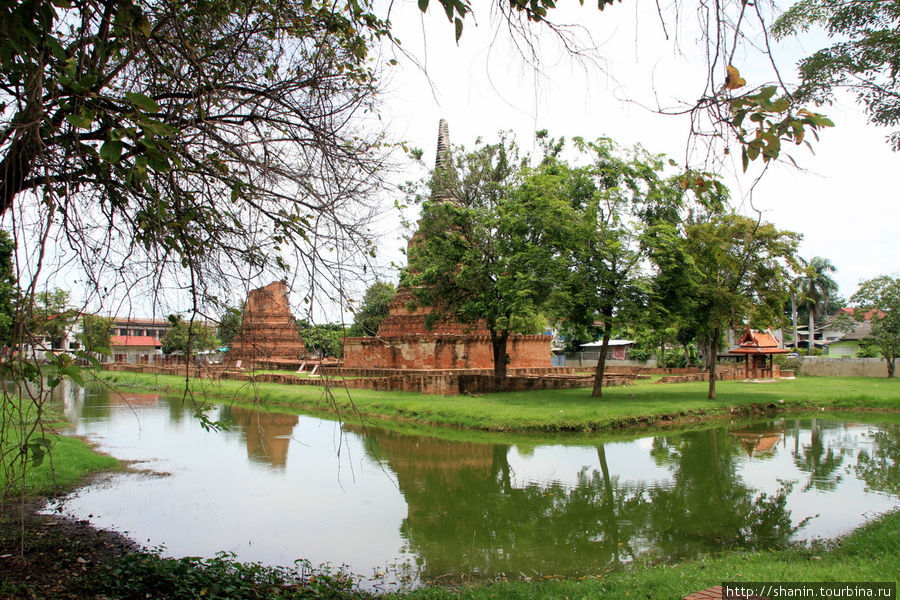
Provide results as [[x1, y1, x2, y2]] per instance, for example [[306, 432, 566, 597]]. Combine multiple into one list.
[[51, 384, 898, 586]]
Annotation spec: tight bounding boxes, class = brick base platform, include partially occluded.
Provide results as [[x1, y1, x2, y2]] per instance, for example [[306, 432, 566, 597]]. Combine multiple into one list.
[[684, 586, 770, 600], [100, 364, 636, 395]]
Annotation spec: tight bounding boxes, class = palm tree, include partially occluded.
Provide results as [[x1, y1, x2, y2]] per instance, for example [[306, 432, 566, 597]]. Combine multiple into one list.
[[793, 257, 838, 353]]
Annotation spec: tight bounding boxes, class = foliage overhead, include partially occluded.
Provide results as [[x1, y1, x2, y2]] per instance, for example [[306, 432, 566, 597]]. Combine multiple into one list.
[[0, 0, 389, 301], [773, 0, 900, 150]]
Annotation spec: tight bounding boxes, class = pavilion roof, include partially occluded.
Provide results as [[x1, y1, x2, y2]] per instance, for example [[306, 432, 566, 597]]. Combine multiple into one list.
[[728, 328, 789, 355]]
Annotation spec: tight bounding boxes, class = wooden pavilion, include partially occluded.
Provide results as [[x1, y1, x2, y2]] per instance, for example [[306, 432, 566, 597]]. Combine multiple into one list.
[[728, 328, 789, 379]]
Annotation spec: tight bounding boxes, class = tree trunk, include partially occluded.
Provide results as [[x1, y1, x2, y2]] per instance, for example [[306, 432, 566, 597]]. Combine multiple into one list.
[[791, 293, 799, 350], [491, 330, 509, 379], [888, 357, 895, 378], [808, 303, 815, 355], [658, 340, 665, 368], [707, 329, 719, 399], [0, 64, 45, 216], [591, 322, 613, 398]]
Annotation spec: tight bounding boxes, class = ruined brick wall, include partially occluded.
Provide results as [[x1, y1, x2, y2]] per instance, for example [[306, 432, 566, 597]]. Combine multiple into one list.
[[225, 281, 307, 366], [341, 334, 551, 370]]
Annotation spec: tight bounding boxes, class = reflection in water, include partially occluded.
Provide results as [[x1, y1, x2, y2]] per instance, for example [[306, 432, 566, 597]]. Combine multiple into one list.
[[355, 426, 804, 578], [53, 386, 899, 587], [219, 406, 299, 468]]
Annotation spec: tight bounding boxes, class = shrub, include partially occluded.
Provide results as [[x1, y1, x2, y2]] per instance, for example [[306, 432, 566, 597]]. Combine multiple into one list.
[[89, 551, 371, 600]]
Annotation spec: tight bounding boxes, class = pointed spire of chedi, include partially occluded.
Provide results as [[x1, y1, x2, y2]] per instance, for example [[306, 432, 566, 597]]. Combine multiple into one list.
[[431, 118, 456, 203], [435, 118, 451, 171]]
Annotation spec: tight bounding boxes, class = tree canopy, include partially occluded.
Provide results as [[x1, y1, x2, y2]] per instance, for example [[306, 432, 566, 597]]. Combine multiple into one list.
[[664, 214, 800, 398], [161, 316, 218, 356], [773, 0, 900, 150], [850, 276, 900, 378], [348, 281, 396, 337], [1, 0, 389, 311], [80, 314, 114, 356]]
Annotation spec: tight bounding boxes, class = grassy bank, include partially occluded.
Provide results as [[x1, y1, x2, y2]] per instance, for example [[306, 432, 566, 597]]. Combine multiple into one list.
[[1, 398, 119, 497], [389, 510, 900, 600], [10, 506, 898, 599], [100, 371, 900, 433]]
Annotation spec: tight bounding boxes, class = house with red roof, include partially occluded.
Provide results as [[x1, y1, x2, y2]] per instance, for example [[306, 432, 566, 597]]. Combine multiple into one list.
[[109, 334, 163, 363], [107, 317, 171, 363]]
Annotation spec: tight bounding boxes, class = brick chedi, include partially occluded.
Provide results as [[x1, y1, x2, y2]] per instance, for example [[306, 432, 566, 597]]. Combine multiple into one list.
[[342, 120, 550, 370], [226, 280, 307, 367]]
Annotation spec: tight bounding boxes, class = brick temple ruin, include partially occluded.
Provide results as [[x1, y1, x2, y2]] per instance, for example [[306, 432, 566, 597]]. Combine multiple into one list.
[[225, 280, 308, 368], [342, 119, 551, 371]]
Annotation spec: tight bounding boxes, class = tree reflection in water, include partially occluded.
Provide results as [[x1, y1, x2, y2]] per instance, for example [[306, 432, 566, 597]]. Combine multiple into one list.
[[354, 424, 801, 581]]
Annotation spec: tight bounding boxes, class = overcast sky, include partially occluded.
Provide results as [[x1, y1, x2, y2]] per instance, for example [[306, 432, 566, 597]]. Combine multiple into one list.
[[366, 0, 898, 304]]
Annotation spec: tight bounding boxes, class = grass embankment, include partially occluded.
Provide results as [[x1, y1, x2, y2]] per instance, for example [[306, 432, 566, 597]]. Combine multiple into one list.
[[1, 398, 119, 497], [392, 511, 900, 600], [100, 371, 900, 433]]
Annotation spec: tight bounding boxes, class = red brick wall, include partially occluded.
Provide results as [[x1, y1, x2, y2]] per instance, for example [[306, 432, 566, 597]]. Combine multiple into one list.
[[341, 334, 551, 370]]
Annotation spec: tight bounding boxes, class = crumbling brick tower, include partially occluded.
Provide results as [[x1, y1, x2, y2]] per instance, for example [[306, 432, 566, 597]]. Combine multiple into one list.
[[225, 280, 307, 368]]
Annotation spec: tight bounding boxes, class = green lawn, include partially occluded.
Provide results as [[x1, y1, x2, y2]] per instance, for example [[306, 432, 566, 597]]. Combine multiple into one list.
[[1, 398, 119, 497], [99, 371, 900, 433]]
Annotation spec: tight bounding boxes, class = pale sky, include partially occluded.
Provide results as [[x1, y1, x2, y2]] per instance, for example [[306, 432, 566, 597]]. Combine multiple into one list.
[[367, 0, 899, 304]]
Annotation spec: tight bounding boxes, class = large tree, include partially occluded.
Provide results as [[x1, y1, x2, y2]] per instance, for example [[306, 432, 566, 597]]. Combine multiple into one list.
[[28, 288, 76, 350], [554, 139, 676, 397], [408, 135, 568, 379], [161, 315, 218, 356], [668, 214, 799, 399], [850, 276, 900, 378], [216, 306, 243, 348], [80, 314, 114, 357], [0, 0, 390, 313]]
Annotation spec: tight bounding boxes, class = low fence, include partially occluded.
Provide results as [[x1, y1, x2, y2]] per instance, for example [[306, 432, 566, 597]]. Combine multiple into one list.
[[798, 357, 891, 378], [565, 354, 656, 368]]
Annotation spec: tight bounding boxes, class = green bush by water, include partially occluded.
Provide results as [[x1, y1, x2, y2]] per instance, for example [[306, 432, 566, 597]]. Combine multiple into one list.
[[89, 552, 373, 600]]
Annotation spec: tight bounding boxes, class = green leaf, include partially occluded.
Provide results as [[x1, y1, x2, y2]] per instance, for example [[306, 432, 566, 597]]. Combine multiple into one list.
[[146, 152, 170, 172], [454, 17, 463, 42], [771, 97, 790, 112], [125, 92, 160, 113], [99, 140, 124, 163], [66, 114, 93, 129], [418, 0, 429, 12], [756, 86, 777, 101]]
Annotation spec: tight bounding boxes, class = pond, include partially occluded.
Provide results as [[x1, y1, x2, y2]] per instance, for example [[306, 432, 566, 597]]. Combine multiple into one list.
[[49, 383, 899, 588]]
